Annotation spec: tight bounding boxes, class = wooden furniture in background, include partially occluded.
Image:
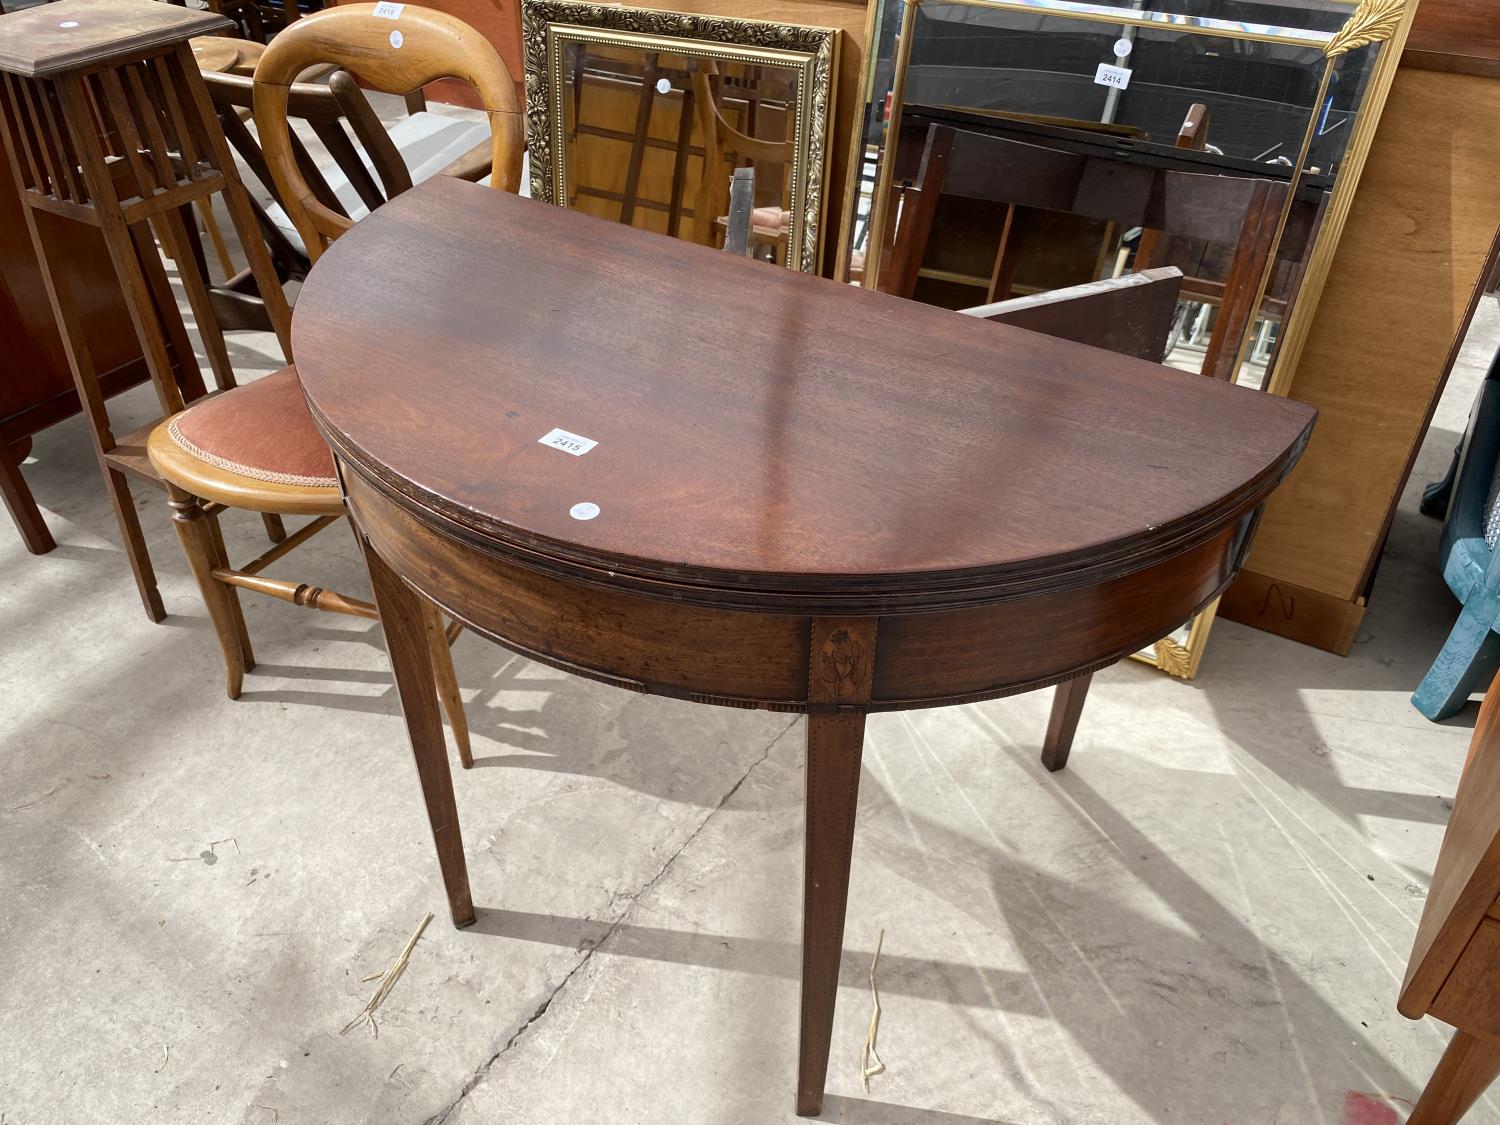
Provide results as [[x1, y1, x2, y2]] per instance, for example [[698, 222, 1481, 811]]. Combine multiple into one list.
[[568, 49, 690, 232], [0, 128, 151, 555], [722, 164, 755, 256], [1221, 0, 1500, 654], [145, 3, 521, 760], [560, 50, 790, 246], [960, 266, 1183, 364], [291, 175, 1313, 1115], [643, 0, 869, 281], [189, 34, 265, 76], [0, 0, 293, 617], [960, 266, 1185, 769], [1401, 674, 1500, 1122], [0, 16, 266, 558], [198, 63, 405, 330], [525, 2, 836, 274], [881, 119, 1287, 383], [209, 0, 319, 44], [692, 59, 793, 259]]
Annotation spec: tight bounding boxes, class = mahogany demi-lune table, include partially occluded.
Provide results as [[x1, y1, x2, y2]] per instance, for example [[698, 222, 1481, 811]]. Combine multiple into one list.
[[292, 175, 1316, 1115]]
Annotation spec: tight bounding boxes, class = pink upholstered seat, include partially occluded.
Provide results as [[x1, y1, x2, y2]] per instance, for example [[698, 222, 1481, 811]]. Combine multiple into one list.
[[166, 366, 337, 487], [751, 206, 791, 233]]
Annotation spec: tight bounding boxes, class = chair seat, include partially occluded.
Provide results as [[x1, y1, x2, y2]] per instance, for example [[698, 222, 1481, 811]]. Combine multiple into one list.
[[147, 366, 344, 515]]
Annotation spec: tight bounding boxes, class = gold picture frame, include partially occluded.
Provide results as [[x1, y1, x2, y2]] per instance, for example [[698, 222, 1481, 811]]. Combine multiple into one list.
[[521, 0, 839, 274], [1137, 0, 1415, 679], [845, 0, 1413, 679]]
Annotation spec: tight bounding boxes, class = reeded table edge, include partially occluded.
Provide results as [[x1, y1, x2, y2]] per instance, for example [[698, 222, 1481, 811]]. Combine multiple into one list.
[[318, 405, 1314, 616]]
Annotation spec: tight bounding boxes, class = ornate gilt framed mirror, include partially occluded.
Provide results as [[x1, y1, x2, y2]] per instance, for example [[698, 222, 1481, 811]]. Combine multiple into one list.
[[521, 0, 839, 273], [840, 0, 1410, 678]]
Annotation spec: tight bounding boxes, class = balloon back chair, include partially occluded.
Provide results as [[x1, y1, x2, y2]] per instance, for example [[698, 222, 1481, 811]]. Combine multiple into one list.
[[147, 4, 524, 767]]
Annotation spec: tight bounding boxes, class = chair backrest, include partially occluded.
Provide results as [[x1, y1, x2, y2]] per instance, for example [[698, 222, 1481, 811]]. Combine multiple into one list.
[[252, 3, 522, 261], [960, 267, 1183, 364], [208, 68, 410, 237], [690, 60, 793, 246]]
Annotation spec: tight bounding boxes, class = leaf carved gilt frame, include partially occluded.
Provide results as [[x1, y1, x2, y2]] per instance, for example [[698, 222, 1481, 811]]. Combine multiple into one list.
[[521, 0, 839, 274]]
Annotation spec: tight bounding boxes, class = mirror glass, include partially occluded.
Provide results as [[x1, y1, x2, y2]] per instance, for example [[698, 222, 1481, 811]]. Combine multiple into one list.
[[523, 2, 839, 273], [561, 44, 800, 261], [848, 0, 1388, 389], [836, 0, 1405, 679]]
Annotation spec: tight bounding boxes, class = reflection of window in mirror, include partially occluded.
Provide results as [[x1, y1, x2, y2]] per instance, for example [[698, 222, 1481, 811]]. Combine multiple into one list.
[[896, 3, 1374, 165], [848, 0, 1388, 390]]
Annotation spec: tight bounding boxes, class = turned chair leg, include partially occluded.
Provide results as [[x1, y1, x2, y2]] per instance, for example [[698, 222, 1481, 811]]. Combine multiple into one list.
[[1042, 671, 1092, 772], [362, 533, 474, 927], [261, 512, 287, 543], [422, 604, 472, 768], [0, 437, 55, 555], [166, 484, 252, 698], [1409, 1029, 1500, 1125], [206, 506, 255, 676]]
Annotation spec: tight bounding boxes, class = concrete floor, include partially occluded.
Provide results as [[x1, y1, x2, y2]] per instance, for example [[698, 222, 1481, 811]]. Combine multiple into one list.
[[2, 226, 1498, 1124]]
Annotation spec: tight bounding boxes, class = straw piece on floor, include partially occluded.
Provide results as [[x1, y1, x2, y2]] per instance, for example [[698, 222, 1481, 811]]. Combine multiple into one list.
[[341, 912, 434, 1038], [860, 929, 886, 1092]]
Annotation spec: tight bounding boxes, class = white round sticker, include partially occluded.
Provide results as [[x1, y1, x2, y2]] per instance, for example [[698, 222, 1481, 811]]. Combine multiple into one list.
[[59, 19, 80, 27], [570, 502, 600, 521], [655, 77, 672, 95], [389, 29, 404, 48], [1113, 37, 1133, 57]]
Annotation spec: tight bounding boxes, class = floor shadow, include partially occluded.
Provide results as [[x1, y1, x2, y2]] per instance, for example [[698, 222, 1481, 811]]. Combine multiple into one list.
[[468, 907, 1039, 1013], [239, 628, 793, 806], [855, 762, 1420, 1122], [817, 1095, 1014, 1124]]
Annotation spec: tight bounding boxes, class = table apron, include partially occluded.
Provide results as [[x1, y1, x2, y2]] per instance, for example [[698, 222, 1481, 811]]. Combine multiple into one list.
[[345, 465, 1253, 714]]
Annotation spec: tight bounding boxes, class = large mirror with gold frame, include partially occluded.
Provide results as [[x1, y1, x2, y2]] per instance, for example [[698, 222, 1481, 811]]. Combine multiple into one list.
[[841, 0, 1409, 678], [522, 0, 839, 273]]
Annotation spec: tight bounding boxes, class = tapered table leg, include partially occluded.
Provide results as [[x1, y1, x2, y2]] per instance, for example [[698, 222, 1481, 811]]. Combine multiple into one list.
[[1409, 1029, 1500, 1125], [1042, 671, 1092, 772], [361, 533, 474, 928], [798, 711, 866, 1116], [798, 616, 877, 1116]]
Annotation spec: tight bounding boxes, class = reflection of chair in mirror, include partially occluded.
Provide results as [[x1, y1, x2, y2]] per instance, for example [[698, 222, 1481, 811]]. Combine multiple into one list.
[[566, 49, 701, 236], [145, 4, 524, 765], [884, 119, 1290, 382], [691, 60, 793, 262], [1412, 346, 1500, 721], [1400, 673, 1500, 1121], [960, 266, 1184, 769]]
